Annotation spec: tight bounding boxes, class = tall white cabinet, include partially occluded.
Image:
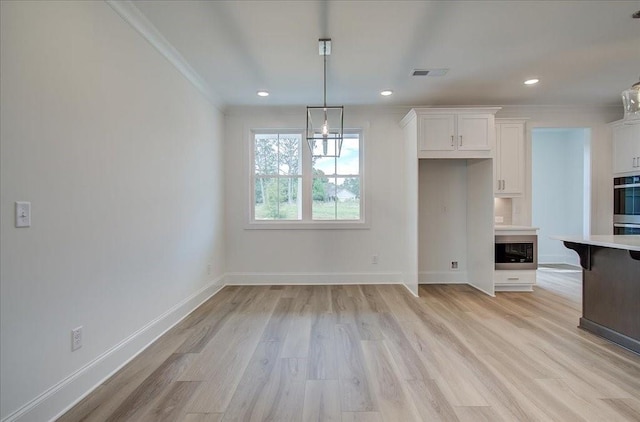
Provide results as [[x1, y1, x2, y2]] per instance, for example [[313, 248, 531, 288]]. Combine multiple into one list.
[[401, 107, 500, 296], [612, 120, 640, 174], [495, 119, 526, 197]]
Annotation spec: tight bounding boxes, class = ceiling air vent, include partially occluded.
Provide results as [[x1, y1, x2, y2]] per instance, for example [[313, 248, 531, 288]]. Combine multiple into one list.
[[411, 68, 449, 77]]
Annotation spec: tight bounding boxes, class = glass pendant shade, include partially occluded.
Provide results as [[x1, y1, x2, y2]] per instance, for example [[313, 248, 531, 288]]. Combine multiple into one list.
[[306, 106, 343, 158], [622, 78, 640, 120]]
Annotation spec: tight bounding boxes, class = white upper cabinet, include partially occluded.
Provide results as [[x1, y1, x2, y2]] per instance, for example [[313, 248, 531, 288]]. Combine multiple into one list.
[[495, 119, 526, 197], [612, 121, 640, 175], [418, 114, 456, 151], [458, 114, 494, 151], [401, 108, 501, 159]]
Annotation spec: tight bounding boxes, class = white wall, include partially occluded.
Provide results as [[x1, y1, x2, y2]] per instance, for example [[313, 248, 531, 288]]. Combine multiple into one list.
[[0, 2, 225, 421], [532, 129, 587, 264], [224, 105, 621, 285], [418, 160, 468, 283], [224, 106, 407, 284]]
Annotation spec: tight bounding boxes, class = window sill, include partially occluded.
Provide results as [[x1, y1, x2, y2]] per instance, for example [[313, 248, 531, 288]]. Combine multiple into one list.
[[245, 220, 370, 230]]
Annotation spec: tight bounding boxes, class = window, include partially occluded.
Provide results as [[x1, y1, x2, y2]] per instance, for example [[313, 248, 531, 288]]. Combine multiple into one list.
[[253, 133, 302, 220], [251, 130, 364, 227]]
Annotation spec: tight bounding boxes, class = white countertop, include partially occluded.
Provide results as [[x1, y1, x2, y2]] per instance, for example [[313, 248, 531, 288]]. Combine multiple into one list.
[[550, 235, 640, 252], [495, 225, 539, 231]]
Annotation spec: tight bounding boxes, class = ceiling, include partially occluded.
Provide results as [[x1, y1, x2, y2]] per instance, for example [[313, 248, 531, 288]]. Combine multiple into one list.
[[132, 0, 640, 108]]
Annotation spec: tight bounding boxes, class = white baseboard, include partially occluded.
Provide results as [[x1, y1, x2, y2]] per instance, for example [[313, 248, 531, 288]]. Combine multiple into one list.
[[3, 275, 226, 422], [418, 271, 468, 284], [224, 272, 403, 286]]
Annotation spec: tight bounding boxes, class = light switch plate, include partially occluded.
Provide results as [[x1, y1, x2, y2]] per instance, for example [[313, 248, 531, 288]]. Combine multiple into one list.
[[495, 216, 504, 223], [15, 202, 31, 227]]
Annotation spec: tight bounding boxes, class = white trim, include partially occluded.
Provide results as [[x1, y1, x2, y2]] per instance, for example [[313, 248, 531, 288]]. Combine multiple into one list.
[[3, 276, 226, 422], [245, 221, 370, 230], [225, 272, 403, 286], [402, 282, 420, 297], [105, 0, 223, 109], [467, 282, 497, 297], [418, 271, 468, 284]]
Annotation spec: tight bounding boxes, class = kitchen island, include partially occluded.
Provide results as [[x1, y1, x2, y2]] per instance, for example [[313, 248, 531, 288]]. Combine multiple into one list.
[[553, 235, 640, 354]]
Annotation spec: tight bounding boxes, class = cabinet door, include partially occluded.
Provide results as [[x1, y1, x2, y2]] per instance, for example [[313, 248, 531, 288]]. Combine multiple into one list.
[[418, 114, 455, 151], [613, 123, 640, 174], [457, 114, 491, 151], [497, 123, 524, 195]]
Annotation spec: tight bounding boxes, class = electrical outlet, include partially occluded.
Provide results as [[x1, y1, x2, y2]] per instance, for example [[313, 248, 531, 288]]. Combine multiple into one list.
[[71, 326, 83, 351], [495, 215, 504, 223], [451, 261, 459, 270], [372, 255, 379, 264]]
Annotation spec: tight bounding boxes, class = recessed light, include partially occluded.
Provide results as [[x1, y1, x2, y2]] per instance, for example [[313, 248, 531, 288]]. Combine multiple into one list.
[[257, 90, 269, 97], [524, 79, 539, 85], [380, 90, 393, 96]]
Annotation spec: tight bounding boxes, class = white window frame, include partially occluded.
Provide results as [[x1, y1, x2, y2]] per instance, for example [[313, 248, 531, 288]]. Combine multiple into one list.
[[247, 128, 368, 230]]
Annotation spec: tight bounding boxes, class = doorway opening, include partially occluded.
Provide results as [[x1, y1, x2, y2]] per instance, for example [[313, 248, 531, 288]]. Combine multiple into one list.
[[532, 128, 591, 267]]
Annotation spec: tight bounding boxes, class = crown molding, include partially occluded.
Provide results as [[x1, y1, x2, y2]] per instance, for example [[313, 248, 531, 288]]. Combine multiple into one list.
[[105, 0, 223, 110]]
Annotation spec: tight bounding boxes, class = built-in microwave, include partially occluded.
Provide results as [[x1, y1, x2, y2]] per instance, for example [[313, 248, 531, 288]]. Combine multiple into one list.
[[495, 235, 538, 270], [613, 175, 640, 234]]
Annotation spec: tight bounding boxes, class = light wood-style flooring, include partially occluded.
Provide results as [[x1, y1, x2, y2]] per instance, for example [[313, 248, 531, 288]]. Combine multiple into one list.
[[58, 270, 640, 421]]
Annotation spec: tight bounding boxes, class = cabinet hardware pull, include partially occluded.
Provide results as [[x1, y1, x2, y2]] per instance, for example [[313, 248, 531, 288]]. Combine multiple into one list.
[[634, 158, 637, 168], [451, 135, 454, 146], [507, 277, 519, 280], [459, 135, 463, 146]]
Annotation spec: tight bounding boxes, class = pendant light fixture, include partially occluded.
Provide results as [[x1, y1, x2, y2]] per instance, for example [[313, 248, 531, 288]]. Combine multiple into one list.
[[306, 38, 344, 158], [622, 76, 640, 120]]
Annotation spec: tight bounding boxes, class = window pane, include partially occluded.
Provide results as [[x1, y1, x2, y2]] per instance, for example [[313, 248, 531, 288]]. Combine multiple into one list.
[[255, 135, 278, 175], [254, 177, 276, 219], [312, 176, 336, 220], [278, 135, 301, 176], [254, 177, 301, 220], [336, 177, 360, 220], [313, 156, 335, 176], [337, 136, 359, 175], [278, 177, 301, 220]]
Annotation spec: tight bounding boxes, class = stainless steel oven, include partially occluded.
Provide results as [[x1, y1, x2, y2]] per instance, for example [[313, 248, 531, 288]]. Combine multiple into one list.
[[495, 235, 538, 270], [614, 175, 640, 234]]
